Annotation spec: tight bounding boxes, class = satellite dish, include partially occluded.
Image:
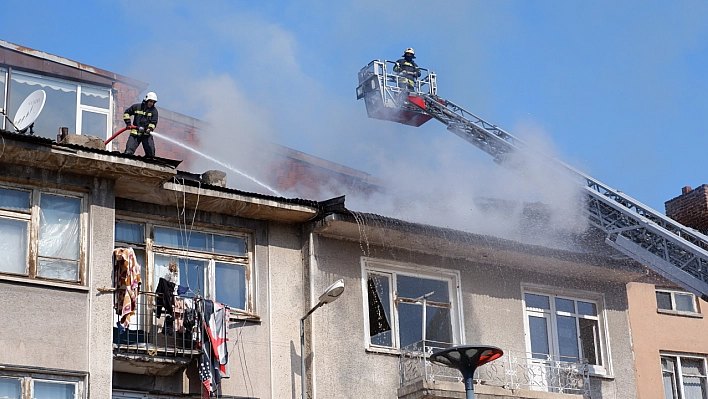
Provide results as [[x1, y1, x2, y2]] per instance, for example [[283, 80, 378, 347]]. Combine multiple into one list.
[[13, 90, 46, 132]]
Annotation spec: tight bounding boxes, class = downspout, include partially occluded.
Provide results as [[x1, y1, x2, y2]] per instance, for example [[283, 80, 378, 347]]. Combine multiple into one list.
[[308, 232, 317, 398]]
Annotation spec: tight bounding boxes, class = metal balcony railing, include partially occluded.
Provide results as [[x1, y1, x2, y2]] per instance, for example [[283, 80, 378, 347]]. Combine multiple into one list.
[[112, 292, 202, 358], [399, 343, 590, 396]]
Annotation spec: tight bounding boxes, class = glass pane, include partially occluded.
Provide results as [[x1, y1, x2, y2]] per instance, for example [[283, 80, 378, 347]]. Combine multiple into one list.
[[154, 227, 181, 247], [682, 358, 705, 376], [0, 187, 30, 211], [528, 315, 550, 359], [0, 377, 21, 399], [676, 294, 696, 312], [80, 85, 109, 108], [37, 258, 79, 281], [38, 194, 81, 261], [80, 110, 107, 137], [154, 227, 209, 252], [577, 301, 597, 316], [0, 217, 28, 274], [179, 258, 207, 297], [154, 254, 179, 286], [396, 275, 449, 303], [368, 273, 392, 347], [115, 222, 144, 244], [557, 315, 579, 362], [663, 371, 677, 399], [10, 72, 77, 140], [33, 381, 75, 399], [0, 68, 5, 130], [682, 376, 706, 399], [425, 306, 452, 346], [579, 318, 601, 365], [555, 297, 575, 313], [525, 293, 550, 310], [215, 262, 246, 309], [214, 234, 246, 256], [398, 302, 423, 350], [657, 291, 673, 310]]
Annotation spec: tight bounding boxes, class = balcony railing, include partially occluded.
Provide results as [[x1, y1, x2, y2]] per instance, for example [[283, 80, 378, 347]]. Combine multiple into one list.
[[399, 343, 590, 396], [113, 292, 202, 358]]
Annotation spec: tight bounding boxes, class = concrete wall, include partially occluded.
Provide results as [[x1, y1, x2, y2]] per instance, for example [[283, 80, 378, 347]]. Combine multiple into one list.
[[304, 235, 637, 399], [0, 165, 116, 399], [627, 282, 708, 399]]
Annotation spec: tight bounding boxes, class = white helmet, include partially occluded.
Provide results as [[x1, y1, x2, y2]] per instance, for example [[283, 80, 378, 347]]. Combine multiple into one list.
[[144, 92, 158, 103]]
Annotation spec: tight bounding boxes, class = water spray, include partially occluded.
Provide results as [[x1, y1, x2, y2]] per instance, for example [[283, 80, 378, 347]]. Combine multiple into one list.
[[151, 131, 282, 196]]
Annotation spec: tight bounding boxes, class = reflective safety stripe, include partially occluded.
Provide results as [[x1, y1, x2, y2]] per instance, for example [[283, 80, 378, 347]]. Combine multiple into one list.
[[133, 110, 153, 116], [148, 123, 156, 129], [123, 113, 130, 119]]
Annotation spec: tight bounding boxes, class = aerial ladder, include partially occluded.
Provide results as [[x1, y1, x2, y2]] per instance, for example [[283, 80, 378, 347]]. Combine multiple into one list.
[[356, 59, 708, 301]]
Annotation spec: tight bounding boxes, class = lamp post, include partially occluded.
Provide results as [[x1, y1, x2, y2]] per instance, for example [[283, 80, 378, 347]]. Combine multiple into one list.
[[300, 279, 345, 399], [429, 345, 504, 399]]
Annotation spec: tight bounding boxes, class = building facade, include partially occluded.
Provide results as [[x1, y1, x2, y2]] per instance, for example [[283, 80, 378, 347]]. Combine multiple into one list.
[[0, 39, 672, 399]]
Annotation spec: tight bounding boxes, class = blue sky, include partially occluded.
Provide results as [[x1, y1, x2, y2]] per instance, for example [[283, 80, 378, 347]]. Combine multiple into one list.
[[3, 1, 708, 220]]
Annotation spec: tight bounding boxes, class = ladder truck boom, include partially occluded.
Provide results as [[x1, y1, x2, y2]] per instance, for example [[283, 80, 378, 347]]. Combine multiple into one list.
[[356, 60, 708, 300]]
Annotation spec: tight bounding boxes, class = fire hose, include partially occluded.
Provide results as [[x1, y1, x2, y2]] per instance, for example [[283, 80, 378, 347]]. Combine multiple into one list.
[[104, 125, 136, 145]]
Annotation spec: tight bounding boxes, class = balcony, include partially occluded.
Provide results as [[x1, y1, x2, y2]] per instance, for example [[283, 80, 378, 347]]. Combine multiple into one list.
[[398, 343, 590, 398], [112, 292, 202, 376]]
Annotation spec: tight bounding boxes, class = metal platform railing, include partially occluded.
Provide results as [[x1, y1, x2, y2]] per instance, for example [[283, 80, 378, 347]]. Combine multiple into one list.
[[399, 343, 590, 396], [113, 292, 202, 358]]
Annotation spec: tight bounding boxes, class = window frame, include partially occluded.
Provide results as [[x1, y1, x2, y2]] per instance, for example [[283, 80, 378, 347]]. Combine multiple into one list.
[[0, 182, 88, 285], [522, 285, 611, 376], [656, 288, 700, 316], [5, 69, 112, 139], [661, 352, 708, 399], [0, 370, 85, 399], [361, 257, 464, 354], [114, 218, 254, 315]]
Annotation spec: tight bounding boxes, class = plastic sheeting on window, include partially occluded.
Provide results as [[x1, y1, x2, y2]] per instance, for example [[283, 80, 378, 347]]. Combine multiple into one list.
[[0, 217, 28, 275], [37, 194, 80, 281]]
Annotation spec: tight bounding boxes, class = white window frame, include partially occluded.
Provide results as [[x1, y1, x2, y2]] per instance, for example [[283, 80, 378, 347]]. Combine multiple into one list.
[[661, 353, 708, 399], [522, 285, 611, 376], [76, 84, 112, 139], [0, 183, 87, 285], [656, 288, 700, 316], [0, 371, 85, 399], [361, 257, 464, 354], [114, 219, 254, 315], [0, 67, 7, 130]]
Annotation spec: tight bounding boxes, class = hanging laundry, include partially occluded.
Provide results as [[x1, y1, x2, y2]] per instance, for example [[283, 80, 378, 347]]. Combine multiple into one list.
[[155, 277, 176, 318], [113, 247, 142, 331]]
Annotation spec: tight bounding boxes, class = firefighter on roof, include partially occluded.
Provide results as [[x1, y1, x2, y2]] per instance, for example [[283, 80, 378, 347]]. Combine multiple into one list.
[[393, 48, 421, 92], [124, 92, 159, 157]]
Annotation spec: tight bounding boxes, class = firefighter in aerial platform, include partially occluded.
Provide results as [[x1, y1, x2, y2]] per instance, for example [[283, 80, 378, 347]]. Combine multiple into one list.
[[124, 92, 159, 157], [393, 48, 421, 92]]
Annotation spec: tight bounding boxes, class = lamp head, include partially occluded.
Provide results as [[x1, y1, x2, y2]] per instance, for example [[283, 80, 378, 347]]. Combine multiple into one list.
[[318, 279, 345, 304]]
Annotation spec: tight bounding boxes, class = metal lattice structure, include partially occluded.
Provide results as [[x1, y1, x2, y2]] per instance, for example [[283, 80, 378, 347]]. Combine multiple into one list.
[[356, 62, 708, 300]]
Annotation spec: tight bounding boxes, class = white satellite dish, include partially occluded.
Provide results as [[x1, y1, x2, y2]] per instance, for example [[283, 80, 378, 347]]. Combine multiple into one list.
[[13, 90, 46, 132]]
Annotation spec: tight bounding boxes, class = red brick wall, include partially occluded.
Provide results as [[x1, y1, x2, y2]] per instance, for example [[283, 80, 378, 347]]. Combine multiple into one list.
[[266, 155, 382, 199], [665, 185, 708, 233]]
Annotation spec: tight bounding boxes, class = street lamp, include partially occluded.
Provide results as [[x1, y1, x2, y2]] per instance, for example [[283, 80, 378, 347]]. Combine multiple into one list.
[[429, 345, 504, 399], [300, 279, 345, 399]]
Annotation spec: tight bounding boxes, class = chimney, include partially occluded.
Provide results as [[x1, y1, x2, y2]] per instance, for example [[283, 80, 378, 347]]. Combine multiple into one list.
[[682, 186, 692, 195]]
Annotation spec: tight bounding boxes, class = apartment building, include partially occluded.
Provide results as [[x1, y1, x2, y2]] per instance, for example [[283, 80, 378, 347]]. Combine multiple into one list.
[[0, 40, 656, 399]]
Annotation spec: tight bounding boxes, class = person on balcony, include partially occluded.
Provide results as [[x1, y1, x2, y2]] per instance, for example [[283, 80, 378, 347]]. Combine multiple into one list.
[[393, 48, 421, 92], [123, 91, 159, 157]]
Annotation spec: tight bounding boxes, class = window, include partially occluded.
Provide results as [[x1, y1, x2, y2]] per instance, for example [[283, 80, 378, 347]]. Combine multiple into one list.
[[662, 354, 708, 399], [0, 185, 85, 283], [0, 373, 83, 399], [657, 289, 699, 315], [115, 222, 251, 312], [363, 259, 461, 352], [8, 71, 111, 140], [523, 289, 608, 374]]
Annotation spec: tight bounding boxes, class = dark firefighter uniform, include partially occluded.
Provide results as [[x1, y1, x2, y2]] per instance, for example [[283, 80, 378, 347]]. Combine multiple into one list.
[[393, 55, 421, 91], [123, 100, 158, 157]]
